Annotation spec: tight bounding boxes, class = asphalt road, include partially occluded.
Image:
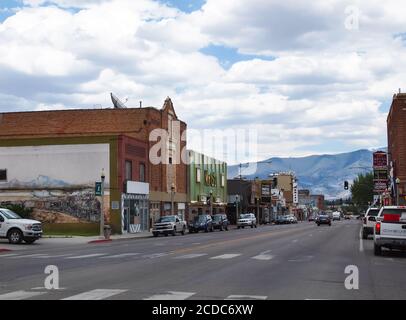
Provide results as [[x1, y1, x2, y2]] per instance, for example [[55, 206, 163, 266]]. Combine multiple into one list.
[[1, 219, 406, 300]]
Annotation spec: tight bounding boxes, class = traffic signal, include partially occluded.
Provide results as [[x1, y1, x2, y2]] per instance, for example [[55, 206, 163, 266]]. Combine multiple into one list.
[[344, 181, 349, 190]]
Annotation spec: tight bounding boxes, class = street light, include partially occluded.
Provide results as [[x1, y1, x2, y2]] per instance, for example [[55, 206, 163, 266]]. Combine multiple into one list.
[[171, 183, 176, 216], [396, 177, 401, 205], [235, 194, 240, 223], [100, 168, 105, 238]]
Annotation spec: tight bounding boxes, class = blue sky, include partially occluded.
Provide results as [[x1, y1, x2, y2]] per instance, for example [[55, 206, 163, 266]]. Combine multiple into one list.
[[159, 0, 206, 13]]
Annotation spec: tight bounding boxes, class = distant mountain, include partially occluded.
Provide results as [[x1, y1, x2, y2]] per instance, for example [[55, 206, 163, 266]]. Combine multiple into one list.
[[227, 149, 385, 200]]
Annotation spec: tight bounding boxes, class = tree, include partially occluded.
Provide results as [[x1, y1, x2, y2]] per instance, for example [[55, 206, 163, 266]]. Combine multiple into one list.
[[350, 172, 374, 210]]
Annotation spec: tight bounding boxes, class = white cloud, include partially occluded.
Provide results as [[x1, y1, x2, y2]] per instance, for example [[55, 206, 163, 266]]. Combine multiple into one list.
[[0, 0, 404, 159]]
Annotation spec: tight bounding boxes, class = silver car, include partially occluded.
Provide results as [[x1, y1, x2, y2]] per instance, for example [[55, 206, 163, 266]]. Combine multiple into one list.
[[237, 213, 257, 229]]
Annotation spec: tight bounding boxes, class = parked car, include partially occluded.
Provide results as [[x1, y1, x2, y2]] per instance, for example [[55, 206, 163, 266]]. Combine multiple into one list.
[[237, 213, 257, 229], [308, 215, 316, 222], [275, 215, 288, 224], [373, 206, 406, 255], [286, 214, 298, 224], [0, 208, 43, 244], [332, 211, 341, 221], [362, 207, 380, 239], [316, 213, 331, 226], [189, 214, 213, 233], [212, 214, 229, 231], [152, 215, 186, 237]]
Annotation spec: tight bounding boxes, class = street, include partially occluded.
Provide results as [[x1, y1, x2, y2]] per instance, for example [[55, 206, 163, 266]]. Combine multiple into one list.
[[1, 219, 406, 300]]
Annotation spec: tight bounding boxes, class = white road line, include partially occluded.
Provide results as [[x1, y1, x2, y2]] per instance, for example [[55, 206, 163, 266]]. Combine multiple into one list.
[[100, 253, 140, 259], [144, 291, 195, 300], [0, 253, 19, 257], [10, 253, 49, 259], [359, 228, 364, 252], [225, 295, 267, 300], [210, 254, 242, 260], [292, 239, 298, 243], [0, 290, 47, 300], [142, 253, 169, 259], [62, 289, 127, 300], [66, 253, 106, 259], [251, 254, 274, 261], [32, 254, 74, 259], [174, 253, 208, 259], [288, 255, 314, 262]]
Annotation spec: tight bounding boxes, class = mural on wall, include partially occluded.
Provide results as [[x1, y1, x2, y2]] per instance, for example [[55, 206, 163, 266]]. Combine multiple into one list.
[[0, 144, 110, 223]]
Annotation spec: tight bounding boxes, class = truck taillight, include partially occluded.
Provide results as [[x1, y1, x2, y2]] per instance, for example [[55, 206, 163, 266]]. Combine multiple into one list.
[[375, 222, 381, 235]]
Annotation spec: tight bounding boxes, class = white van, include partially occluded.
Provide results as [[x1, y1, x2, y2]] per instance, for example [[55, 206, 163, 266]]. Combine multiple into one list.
[[332, 211, 341, 221]]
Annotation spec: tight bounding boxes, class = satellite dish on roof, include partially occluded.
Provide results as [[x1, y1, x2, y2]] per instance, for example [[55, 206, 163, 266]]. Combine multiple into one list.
[[110, 92, 127, 109]]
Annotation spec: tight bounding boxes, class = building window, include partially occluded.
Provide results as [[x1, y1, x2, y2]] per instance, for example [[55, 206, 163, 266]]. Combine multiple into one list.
[[125, 160, 132, 181], [0, 169, 6, 182], [196, 167, 201, 183], [169, 157, 173, 164], [221, 174, 225, 187], [139, 163, 146, 182]]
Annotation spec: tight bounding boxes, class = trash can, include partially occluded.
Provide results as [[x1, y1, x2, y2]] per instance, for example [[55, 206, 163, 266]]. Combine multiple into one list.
[[103, 225, 111, 240]]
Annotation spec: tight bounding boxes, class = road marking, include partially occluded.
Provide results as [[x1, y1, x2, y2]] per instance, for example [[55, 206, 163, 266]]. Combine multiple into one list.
[[100, 253, 140, 259], [174, 253, 208, 259], [359, 228, 364, 252], [0, 253, 19, 257], [66, 253, 106, 259], [288, 255, 314, 262], [309, 234, 313, 237], [142, 253, 169, 259], [292, 239, 298, 243], [251, 254, 273, 261], [62, 289, 127, 300], [210, 254, 241, 260], [0, 290, 47, 300], [144, 291, 195, 300], [32, 254, 74, 259], [10, 254, 49, 259], [225, 295, 267, 300]]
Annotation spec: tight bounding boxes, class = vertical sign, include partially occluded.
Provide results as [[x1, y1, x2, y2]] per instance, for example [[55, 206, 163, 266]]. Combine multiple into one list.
[[373, 152, 388, 194]]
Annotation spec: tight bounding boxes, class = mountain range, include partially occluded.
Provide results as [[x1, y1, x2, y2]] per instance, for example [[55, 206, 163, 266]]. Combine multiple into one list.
[[227, 149, 383, 200]]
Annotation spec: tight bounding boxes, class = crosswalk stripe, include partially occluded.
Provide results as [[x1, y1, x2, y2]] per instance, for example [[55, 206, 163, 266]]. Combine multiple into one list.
[[144, 291, 195, 300], [174, 253, 208, 259], [32, 254, 74, 259], [225, 295, 267, 300], [251, 254, 274, 261], [210, 254, 241, 260], [142, 253, 169, 259], [66, 254, 106, 259], [100, 253, 140, 259], [62, 289, 127, 300], [0, 290, 47, 300]]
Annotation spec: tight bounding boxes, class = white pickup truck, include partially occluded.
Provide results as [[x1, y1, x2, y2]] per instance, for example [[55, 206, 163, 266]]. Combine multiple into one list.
[[362, 207, 380, 239], [373, 206, 406, 255], [0, 208, 43, 244], [152, 215, 187, 237]]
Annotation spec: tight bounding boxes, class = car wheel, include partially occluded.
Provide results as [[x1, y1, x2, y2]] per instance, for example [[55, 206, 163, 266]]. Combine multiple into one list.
[[255, 224, 257, 228], [220, 225, 223, 231], [317, 223, 320, 227], [153, 232, 158, 237], [172, 228, 176, 236], [24, 238, 36, 244], [362, 230, 368, 240], [374, 243, 382, 256], [225, 226, 229, 231], [242, 226, 245, 229], [181, 227, 186, 235], [329, 223, 331, 226], [237, 226, 240, 229], [8, 229, 23, 244], [251, 224, 254, 228], [164, 233, 168, 237]]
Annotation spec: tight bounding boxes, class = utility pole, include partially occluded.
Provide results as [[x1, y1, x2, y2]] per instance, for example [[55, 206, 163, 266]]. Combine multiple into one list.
[[171, 183, 175, 216], [100, 169, 105, 238]]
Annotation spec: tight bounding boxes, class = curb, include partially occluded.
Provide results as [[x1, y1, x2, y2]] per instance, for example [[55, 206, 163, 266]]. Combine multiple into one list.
[[88, 239, 113, 244], [0, 248, 12, 253]]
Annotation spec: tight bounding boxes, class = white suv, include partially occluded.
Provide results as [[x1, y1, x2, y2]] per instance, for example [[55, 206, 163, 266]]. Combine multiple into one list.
[[237, 213, 257, 229], [362, 207, 380, 239], [0, 208, 43, 244]]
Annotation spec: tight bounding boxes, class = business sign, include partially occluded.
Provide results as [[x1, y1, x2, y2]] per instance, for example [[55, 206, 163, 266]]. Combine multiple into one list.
[[373, 180, 388, 193], [373, 152, 388, 168], [95, 182, 102, 196], [126, 181, 149, 195], [261, 184, 270, 196]]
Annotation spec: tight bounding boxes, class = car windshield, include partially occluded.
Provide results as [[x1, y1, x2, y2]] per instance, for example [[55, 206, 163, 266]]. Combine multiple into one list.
[[0, 209, 22, 219], [213, 215, 222, 221], [195, 215, 207, 222], [368, 209, 380, 216], [381, 209, 406, 216], [240, 214, 251, 219], [159, 216, 176, 223]]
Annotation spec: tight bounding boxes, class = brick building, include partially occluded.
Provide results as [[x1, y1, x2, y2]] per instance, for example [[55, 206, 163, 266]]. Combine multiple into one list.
[[0, 97, 187, 234], [387, 92, 406, 205]]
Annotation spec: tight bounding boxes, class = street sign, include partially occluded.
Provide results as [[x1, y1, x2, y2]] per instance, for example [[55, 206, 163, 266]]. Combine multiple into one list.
[[95, 182, 102, 196], [373, 151, 388, 168]]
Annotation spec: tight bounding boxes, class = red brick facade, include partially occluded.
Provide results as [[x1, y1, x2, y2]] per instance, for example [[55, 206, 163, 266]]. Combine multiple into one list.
[[387, 93, 406, 201]]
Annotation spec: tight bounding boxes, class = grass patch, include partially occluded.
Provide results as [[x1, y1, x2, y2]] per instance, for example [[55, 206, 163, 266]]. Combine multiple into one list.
[[43, 223, 99, 237]]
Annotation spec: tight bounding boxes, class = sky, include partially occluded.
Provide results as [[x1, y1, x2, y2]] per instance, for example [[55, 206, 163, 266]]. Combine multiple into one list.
[[0, 0, 404, 162]]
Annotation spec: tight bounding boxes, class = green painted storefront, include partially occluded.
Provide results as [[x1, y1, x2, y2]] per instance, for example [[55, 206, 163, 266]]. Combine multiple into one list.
[[187, 150, 227, 219]]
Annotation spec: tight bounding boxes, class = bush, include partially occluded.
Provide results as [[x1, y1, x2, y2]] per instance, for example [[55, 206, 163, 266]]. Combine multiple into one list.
[[2, 203, 33, 219]]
